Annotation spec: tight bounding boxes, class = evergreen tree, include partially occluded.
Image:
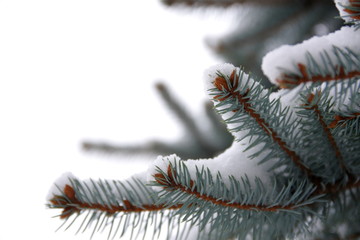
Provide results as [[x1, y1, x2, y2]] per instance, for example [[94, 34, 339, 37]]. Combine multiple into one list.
[[47, 1, 360, 239]]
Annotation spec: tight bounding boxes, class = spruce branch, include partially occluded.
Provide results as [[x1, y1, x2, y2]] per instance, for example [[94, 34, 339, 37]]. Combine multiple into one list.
[[148, 155, 360, 239], [153, 161, 320, 212], [275, 47, 360, 90], [330, 86, 360, 137], [329, 112, 360, 129], [50, 184, 182, 216], [47, 175, 189, 239], [262, 27, 360, 91], [151, 159, 325, 240], [207, 66, 321, 185], [297, 91, 351, 183]]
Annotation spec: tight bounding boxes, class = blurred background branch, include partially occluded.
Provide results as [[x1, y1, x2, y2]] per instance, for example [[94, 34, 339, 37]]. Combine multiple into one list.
[[82, 82, 233, 159], [82, 0, 342, 159]]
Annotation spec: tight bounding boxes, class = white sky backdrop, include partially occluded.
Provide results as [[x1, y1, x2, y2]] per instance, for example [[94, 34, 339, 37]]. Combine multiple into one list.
[[0, 1, 235, 239]]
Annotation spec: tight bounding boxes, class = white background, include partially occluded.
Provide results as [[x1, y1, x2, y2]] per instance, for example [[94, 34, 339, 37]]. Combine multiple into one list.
[[0, 1, 234, 239]]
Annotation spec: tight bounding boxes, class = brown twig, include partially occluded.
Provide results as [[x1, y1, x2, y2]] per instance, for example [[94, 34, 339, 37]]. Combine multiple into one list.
[[277, 64, 360, 88], [50, 185, 183, 219], [304, 93, 348, 174], [154, 165, 297, 212]]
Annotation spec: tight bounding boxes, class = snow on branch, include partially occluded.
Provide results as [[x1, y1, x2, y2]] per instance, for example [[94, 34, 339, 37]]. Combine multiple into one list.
[[336, 0, 360, 27], [262, 26, 360, 90]]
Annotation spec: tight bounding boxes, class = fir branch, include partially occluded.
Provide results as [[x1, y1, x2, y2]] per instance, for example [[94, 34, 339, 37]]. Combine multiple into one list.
[[47, 176, 187, 239], [208, 67, 321, 185], [294, 87, 360, 187], [262, 27, 360, 89], [276, 47, 360, 90], [314, 231, 360, 240], [151, 159, 360, 238], [50, 184, 183, 217], [319, 178, 360, 195], [328, 112, 360, 128], [302, 92, 348, 176], [330, 84, 360, 137], [154, 164, 310, 212], [151, 160, 324, 239], [278, 63, 360, 89]]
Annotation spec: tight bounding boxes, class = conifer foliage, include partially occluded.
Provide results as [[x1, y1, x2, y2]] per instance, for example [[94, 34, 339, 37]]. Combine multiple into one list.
[[47, 1, 360, 239]]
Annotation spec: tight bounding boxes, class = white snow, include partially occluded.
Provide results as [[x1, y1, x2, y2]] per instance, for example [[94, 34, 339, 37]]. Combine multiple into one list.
[[335, 0, 360, 23], [203, 63, 237, 94], [148, 140, 273, 193], [46, 172, 76, 201], [261, 26, 360, 85]]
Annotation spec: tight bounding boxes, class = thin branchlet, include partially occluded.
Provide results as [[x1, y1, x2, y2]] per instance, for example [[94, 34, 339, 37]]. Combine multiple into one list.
[[303, 92, 348, 174], [328, 112, 360, 128], [49, 184, 183, 219], [278, 63, 360, 88]]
